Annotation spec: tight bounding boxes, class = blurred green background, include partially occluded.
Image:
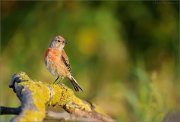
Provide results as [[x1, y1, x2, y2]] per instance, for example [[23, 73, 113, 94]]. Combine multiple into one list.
[[0, 1, 179, 122]]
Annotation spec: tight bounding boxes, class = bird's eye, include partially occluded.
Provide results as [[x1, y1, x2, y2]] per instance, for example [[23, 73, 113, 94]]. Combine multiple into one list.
[[57, 40, 60, 42]]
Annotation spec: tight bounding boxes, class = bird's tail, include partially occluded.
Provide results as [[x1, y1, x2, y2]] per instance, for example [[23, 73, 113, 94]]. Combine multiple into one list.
[[69, 76, 83, 92]]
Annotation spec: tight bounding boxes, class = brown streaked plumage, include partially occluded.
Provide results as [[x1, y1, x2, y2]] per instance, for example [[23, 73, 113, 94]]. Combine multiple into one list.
[[45, 35, 83, 91]]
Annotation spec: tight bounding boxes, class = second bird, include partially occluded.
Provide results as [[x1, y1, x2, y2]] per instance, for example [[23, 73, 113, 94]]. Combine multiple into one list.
[[45, 35, 83, 91]]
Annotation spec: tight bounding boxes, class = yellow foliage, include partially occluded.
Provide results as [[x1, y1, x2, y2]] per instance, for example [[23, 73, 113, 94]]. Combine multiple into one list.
[[76, 27, 98, 57]]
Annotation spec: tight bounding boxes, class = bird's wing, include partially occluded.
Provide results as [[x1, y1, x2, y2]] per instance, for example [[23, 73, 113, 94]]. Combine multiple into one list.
[[61, 49, 72, 74]]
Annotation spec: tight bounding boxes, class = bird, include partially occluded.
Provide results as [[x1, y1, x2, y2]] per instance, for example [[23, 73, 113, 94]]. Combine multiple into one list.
[[44, 35, 83, 91]]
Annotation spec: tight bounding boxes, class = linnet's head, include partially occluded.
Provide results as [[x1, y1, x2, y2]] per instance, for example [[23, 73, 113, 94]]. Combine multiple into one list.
[[50, 35, 67, 48]]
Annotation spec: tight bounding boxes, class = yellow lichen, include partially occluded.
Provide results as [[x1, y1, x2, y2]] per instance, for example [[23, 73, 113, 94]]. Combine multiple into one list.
[[48, 84, 62, 105], [14, 72, 109, 121], [17, 73, 51, 121], [18, 110, 44, 122], [18, 72, 32, 81], [58, 85, 75, 106]]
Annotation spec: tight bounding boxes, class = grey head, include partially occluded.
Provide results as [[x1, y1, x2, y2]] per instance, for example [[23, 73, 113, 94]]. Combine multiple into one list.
[[49, 35, 67, 49]]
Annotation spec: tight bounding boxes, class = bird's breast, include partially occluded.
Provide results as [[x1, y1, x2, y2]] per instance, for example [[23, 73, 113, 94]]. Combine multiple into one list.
[[45, 48, 59, 59], [45, 48, 60, 76]]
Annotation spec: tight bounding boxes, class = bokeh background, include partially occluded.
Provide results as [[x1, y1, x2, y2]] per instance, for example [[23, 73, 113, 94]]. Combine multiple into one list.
[[0, 1, 179, 122]]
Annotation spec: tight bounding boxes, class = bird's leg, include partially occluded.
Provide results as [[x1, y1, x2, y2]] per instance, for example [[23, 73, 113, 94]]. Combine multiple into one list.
[[54, 76, 64, 84], [53, 76, 59, 84]]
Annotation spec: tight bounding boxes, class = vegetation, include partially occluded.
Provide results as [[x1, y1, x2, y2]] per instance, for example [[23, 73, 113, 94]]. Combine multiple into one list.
[[1, 1, 179, 122]]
